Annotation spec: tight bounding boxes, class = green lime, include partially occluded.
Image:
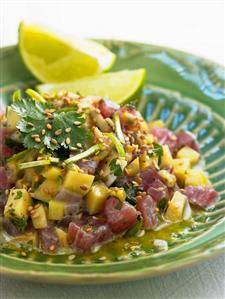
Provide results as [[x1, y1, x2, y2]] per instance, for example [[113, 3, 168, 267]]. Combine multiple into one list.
[[37, 69, 146, 104], [19, 22, 116, 83]]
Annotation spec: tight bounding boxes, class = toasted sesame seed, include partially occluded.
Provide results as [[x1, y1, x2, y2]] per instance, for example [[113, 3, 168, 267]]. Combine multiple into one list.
[[27, 122, 34, 127], [49, 109, 56, 113], [65, 127, 71, 133], [5, 189, 9, 196], [68, 254, 76, 261], [76, 143, 82, 148], [74, 121, 81, 126], [49, 245, 55, 251], [28, 206, 33, 212], [66, 137, 71, 145], [37, 156, 44, 161], [31, 134, 39, 138], [99, 256, 107, 261], [46, 123, 52, 130], [54, 129, 62, 136], [47, 112, 53, 118], [21, 251, 27, 257], [35, 137, 41, 143], [51, 138, 58, 145], [80, 184, 88, 191], [41, 129, 46, 136]]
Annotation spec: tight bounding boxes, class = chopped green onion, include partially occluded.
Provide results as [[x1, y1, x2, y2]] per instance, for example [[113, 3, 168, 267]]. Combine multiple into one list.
[[12, 90, 22, 102], [113, 112, 125, 144], [6, 149, 31, 163], [18, 157, 59, 170], [104, 133, 126, 157], [64, 144, 104, 164], [25, 88, 46, 103]]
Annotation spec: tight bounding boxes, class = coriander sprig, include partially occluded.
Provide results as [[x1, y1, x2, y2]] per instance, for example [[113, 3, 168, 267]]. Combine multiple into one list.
[[12, 98, 92, 151]]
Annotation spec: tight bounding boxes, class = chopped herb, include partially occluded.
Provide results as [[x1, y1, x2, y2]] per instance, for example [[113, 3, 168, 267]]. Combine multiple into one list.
[[12, 216, 27, 231], [124, 181, 143, 205], [12, 98, 92, 151], [14, 191, 23, 200], [104, 133, 126, 157], [125, 215, 143, 237], [157, 198, 168, 213], [148, 143, 163, 164], [64, 144, 103, 164], [110, 158, 123, 177]]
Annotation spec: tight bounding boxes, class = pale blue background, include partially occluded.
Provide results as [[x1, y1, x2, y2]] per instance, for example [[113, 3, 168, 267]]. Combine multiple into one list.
[[1, 254, 225, 299]]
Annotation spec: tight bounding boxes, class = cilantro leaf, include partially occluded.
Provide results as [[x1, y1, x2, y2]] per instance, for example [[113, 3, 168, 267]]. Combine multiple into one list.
[[110, 158, 123, 176], [12, 98, 92, 151], [12, 216, 27, 232], [148, 143, 163, 164], [124, 181, 143, 205]]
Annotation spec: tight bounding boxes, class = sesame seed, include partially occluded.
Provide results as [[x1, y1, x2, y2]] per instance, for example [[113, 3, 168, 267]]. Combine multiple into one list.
[[66, 137, 71, 145], [80, 184, 88, 191], [68, 254, 76, 261], [21, 251, 27, 257], [49, 109, 56, 113], [99, 256, 107, 261], [49, 245, 55, 251], [5, 189, 9, 196], [27, 122, 34, 127], [65, 127, 71, 133], [31, 134, 39, 138], [46, 123, 52, 130], [37, 156, 44, 161], [76, 143, 82, 148], [51, 138, 58, 145], [28, 206, 33, 212], [41, 129, 46, 136], [54, 129, 62, 136], [74, 121, 81, 126], [35, 137, 41, 143]]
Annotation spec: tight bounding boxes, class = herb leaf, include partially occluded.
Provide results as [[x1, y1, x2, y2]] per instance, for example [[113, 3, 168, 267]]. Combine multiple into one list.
[[124, 181, 143, 205], [148, 143, 163, 164], [110, 158, 123, 176], [12, 216, 27, 231], [12, 98, 92, 151]]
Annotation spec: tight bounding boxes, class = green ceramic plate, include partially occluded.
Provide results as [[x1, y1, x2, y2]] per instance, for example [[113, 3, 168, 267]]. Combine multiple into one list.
[[0, 41, 225, 284]]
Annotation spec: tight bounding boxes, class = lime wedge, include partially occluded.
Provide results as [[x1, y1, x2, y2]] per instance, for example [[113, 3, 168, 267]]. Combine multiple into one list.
[[37, 69, 146, 104], [19, 22, 116, 83]]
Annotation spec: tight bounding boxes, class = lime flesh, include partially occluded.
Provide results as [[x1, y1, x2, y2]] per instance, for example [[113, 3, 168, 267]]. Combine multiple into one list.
[[19, 22, 116, 83], [37, 69, 146, 104]]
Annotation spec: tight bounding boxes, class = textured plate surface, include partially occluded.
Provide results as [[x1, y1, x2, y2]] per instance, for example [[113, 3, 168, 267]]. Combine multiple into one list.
[[0, 41, 225, 284]]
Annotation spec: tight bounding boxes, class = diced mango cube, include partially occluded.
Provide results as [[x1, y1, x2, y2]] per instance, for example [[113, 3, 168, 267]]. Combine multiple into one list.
[[125, 157, 140, 177], [86, 182, 109, 215], [139, 152, 156, 170], [48, 200, 65, 220], [33, 179, 61, 202], [63, 171, 94, 196], [31, 204, 48, 229], [177, 146, 200, 165], [159, 170, 176, 187], [185, 169, 210, 186], [161, 145, 173, 168], [148, 120, 165, 129], [55, 228, 68, 247], [165, 191, 187, 222], [42, 167, 62, 180], [172, 158, 191, 183], [109, 187, 126, 202], [4, 189, 31, 220]]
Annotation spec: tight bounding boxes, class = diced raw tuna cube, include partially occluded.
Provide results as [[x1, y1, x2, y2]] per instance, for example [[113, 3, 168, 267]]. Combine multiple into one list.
[[39, 227, 60, 253], [104, 197, 138, 233], [136, 195, 158, 229], [185, 186, 218, 208], [176, 131, 199, 152], [150, 126, 178, 154]]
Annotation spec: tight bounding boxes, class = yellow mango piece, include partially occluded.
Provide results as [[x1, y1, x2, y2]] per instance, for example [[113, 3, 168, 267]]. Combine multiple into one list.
[[177, 146, 200, 165], [172, 158, 191, 183], [125, 157, 140, 177], [33, 179, 61, 202], [63, 170, 94, 196], [48, 200, 65, 220], [139, 152, 156, 170], [55, 228, 68, 247], [165, 191, 187, 222], [31, 204, 48, 229], [86, 182, 109, 215], [148, 120, 165, 129], [161, 145, 173, 168], [159, 170, 176, 187], [42, 167, 62, 180], [4, 189, 31, 220], [109, 187, 126, 202], [185, 169, 210, 187]]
